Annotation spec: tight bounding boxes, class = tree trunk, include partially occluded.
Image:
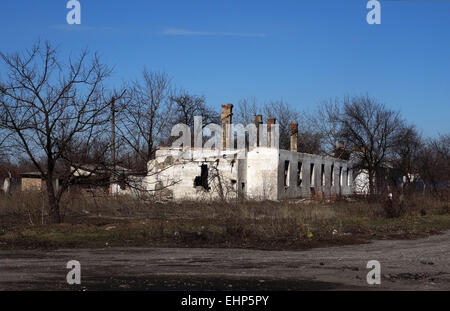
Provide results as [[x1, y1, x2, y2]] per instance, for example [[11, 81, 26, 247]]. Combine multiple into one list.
[[46, 177, 61, 223], [368, 169, 375, 197]]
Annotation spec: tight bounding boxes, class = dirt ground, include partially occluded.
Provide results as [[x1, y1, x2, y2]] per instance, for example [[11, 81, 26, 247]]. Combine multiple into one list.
[[0, 230, 449, 291]]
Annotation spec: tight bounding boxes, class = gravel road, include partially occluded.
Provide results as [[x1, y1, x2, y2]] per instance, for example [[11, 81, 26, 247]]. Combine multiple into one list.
[[1, 231, 449, 290]]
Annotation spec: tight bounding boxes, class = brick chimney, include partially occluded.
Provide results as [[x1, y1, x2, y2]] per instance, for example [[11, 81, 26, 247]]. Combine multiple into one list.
[[253, 114, 263, 147], [338, 141, 344, 149], [221, 104, 233, 149], [267, 117, 276, 148], [290, 122, 298, 152]]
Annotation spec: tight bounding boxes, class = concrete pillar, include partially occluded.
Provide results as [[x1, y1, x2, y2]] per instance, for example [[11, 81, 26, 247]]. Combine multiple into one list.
[[221, 104, 233, 149], [253, 114, 263, 147], [290, 122, 298, 152], [267, 117, 276, 148]]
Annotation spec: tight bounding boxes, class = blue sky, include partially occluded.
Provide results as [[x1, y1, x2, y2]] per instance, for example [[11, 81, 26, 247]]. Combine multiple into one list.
[[1, 0, 449, 136]]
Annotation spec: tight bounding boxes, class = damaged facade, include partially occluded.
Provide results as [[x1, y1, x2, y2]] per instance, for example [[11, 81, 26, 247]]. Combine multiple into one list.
[[145, 104, 353, 201]]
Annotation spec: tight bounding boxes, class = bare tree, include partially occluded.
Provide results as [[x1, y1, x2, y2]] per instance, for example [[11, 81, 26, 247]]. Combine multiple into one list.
[[0, 41, 112, 223], [297, 129, 323, 155], [308, 98, 342, 155], [416, 134, 450, 199], [234, 98, 301, 150], [116, 70, 174, 172], [0, 99, 11, 157], [171, 90, 219, 128], [233, 97, 261, 125], [0, 131, 9, 158], [392, 123, 422, 184], [339, 95, 404, 195], [263, 100, 300, 150]]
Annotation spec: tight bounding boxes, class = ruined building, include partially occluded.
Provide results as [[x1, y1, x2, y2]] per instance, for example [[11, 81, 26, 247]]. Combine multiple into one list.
[[145, 104, 353, 201]]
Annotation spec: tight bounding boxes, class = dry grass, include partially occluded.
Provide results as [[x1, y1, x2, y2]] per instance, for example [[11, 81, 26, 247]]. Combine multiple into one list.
[[0, 192, 449, 250]]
